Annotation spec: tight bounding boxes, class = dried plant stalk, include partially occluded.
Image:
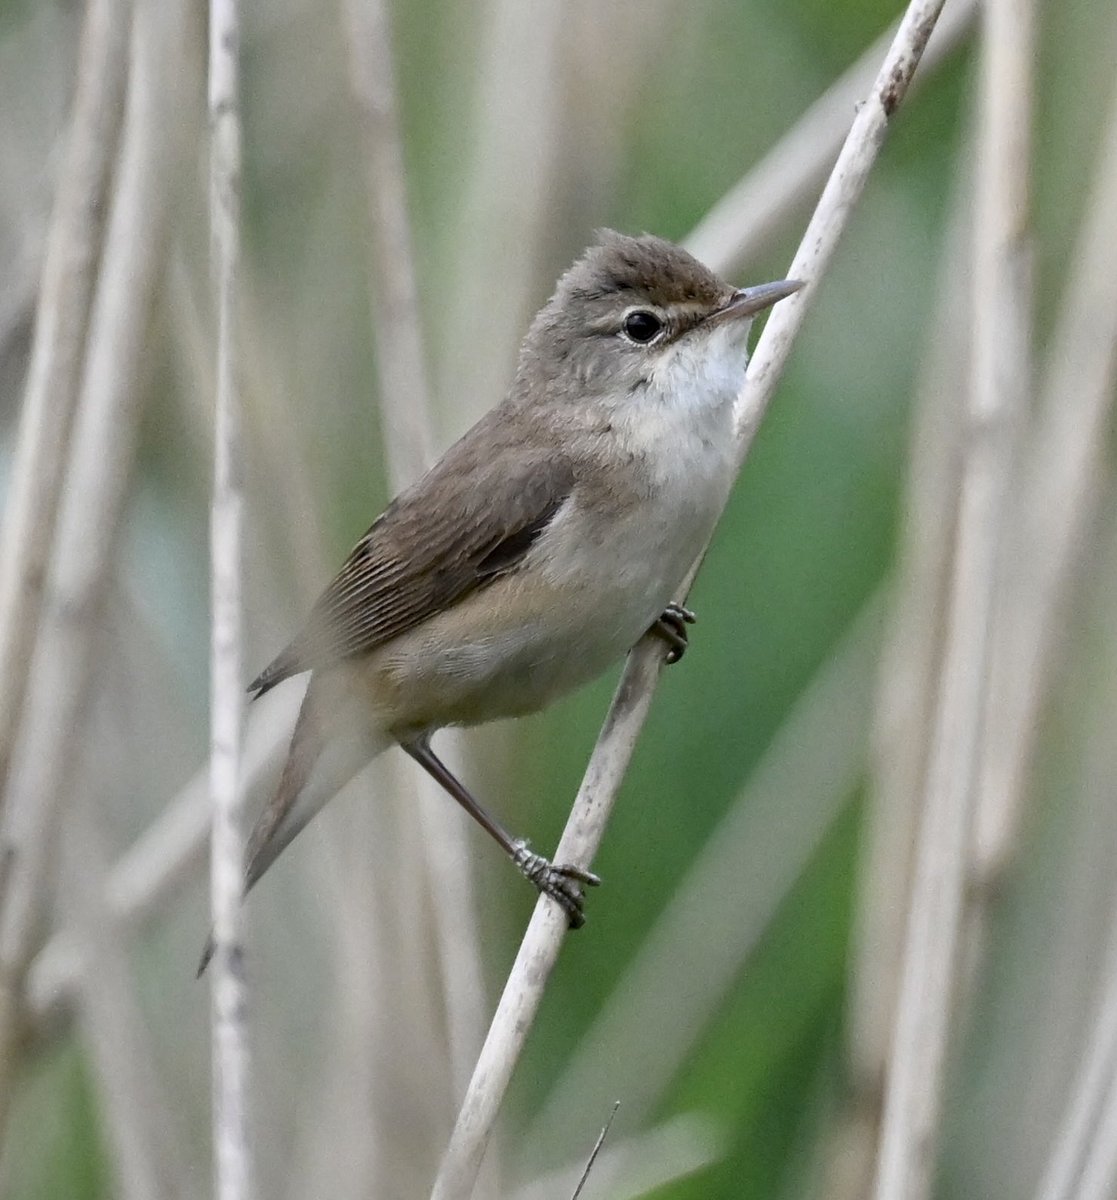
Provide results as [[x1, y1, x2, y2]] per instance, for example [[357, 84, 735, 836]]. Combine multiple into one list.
[[847, 152, 972, 1103], [1035, 890, 1117, 1200], [0, 0, 129, 806], [341, 0, 434, 486], [431, 3, 950, 1194], [973, 14, 1117, 884], [686, 0, 976, 277], [25, 687, 297, 1032], [871, 0, 1034, 1196], [64, 806, 190, 1200], [0, 0, 181, 1135], [207, 0, 253, 1198], [341, 0, 486, 1110], [23, 0, 977, 1099], [1024, 53, 1117, 1200], [526, 593, 881, 1158], [441, 0, 565, 427]]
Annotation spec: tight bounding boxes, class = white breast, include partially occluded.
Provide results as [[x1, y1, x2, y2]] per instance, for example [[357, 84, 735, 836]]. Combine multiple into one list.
[[368, 326, 749, 733], [540, 327, 746, 641]]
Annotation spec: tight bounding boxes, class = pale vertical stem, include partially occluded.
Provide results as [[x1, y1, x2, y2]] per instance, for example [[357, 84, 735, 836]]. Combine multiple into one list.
[[431, 646, 663, 1200], [340, 0, 435, 485], [65, 803, 191, 1200], [1034, 903, 1117, 1200], [823, 155, 973, 1200], [1032, 603, 1117, 1200], [554, 0, 673, 234], [871, 0, 1033, 1196], [440, 0, 565, 428], [431, 5, 948, 1195], [412, 756, 488, 1100], [1025, 77, 1117, 1200], [973, 37, 1117, 885], [1075, 1084, 1117, 1200], [25, 688, 300, 1033], [16, 0, 972, 1052], [846, 159, 972, 1112], [293, 773, 454, 1200], [208, 1, 252, 1199], [340, 0, 486, 1108], [0, 0, 130, 804], [0, 0, 180, 1135]]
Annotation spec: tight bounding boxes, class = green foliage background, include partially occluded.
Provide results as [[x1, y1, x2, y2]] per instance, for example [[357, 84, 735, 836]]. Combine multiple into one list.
[[1, 0, 1115, 1195]]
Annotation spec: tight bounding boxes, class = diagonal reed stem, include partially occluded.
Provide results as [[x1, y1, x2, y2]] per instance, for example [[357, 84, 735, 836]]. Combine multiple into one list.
[[430, 3, 949, 1195]]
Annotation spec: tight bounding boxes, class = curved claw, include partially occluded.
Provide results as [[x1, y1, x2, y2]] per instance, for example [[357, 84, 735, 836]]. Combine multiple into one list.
[[513, 841, 601, 929], [664, 602, 697, 625], [652, 603, 698, 664]]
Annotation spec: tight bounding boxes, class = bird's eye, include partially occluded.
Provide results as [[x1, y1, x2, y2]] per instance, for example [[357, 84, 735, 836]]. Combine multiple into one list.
[[621, 310, 664, 344]]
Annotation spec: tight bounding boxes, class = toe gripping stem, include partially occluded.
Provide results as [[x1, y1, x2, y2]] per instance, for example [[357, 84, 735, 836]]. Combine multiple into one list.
[[512, 840, 601, 929], [652, 602, 697, 664]]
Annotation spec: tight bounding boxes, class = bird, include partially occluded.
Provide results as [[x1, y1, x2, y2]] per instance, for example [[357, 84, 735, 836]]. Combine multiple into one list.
[[198, 231, 800, 974]]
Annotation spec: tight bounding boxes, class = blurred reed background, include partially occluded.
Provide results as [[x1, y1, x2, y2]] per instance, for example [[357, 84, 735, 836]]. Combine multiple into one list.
[[0, 0, 1116, 1196]]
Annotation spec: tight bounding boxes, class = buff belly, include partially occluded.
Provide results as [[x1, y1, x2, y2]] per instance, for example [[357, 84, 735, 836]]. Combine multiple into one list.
[[349, 570, 664, 740]]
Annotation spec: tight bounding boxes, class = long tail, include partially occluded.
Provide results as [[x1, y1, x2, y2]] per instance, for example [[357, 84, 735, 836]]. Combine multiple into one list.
[[197, 673, 390, 975]]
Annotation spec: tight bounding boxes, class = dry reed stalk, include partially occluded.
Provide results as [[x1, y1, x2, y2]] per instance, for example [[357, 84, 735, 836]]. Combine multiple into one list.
[[1024, 61, 1117, 1200], [0, 0, 183, 1135], [816, 152, 974, 1200], [851, 202, 970, 1078], [685, 0, 976, 277], [64, 805, 191, 1200], [341, 0, 435, 485], [340, 0, 486, 1111], [21, 0, 978, 1023], [973, 19, 1117, 886], [0, 0, 130, 806], [431, 4, 950, 1194], [207, 0, 254, 1196], [871, 0, 1034, 1196], [1044, 720, 1117, 1200], [290, 787, 421, 1199], [434, 18, 569, 1136], [524, 593, 881, 1161], [15, 0, 969, 1080], [440, 0, 565, 428], [1034, 878, 1117, 1200], [1074, 1089, 1117, 1200], [833, 158, 973, 1197], [25, 686, 298, 1032], [556, 1, 674, 233]]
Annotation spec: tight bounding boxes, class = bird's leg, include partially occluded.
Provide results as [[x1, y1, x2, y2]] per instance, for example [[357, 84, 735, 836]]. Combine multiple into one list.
[[400, 736, 600, 928], [650, 602, 697, 664]]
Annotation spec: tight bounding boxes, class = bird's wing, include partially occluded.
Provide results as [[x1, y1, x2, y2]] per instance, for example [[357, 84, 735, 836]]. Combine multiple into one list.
[[249, 431, 575, 695]]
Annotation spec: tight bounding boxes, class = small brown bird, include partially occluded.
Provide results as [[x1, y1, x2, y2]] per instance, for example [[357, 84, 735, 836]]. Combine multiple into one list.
[[199, 232, 799, 973]]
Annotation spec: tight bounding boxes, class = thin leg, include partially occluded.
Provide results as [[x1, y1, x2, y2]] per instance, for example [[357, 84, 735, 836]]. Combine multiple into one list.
[[400, 736, 600, 928], [649, 602, 697, 664]]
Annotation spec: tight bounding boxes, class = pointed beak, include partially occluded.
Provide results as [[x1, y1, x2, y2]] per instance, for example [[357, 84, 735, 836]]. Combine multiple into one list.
[[708, 278, 805, 326]]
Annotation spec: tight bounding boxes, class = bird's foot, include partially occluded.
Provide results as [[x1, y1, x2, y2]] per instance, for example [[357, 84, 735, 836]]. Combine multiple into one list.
[[512, 841, 600, 928], [651, 602, 697, 664]]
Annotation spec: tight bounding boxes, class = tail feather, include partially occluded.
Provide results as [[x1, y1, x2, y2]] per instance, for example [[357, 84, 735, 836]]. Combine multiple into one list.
[[196, 673, 391, 976]]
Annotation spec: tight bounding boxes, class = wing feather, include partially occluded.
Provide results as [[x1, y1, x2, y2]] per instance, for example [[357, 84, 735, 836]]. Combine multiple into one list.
[[250, 423, 574, 696]]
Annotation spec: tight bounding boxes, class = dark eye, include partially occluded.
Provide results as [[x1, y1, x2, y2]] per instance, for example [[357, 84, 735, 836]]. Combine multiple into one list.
[[622, 310, 664, 344]]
